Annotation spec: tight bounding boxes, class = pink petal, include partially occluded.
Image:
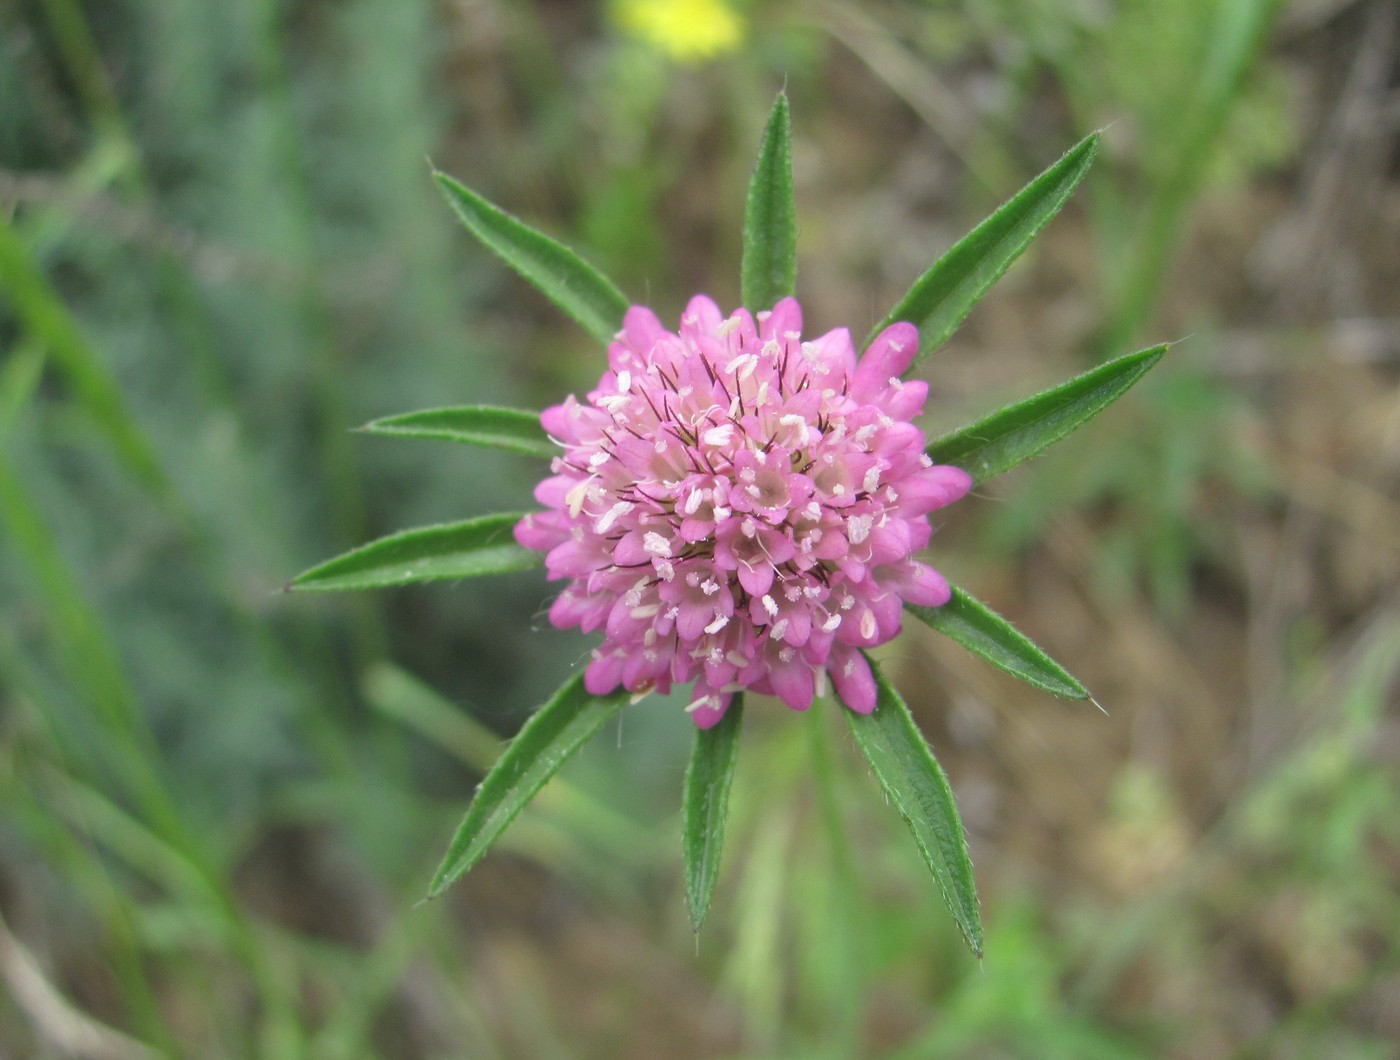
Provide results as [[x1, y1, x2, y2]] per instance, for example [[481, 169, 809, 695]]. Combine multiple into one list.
[[758, 296, 803, 341], [829, 646, 876, 714], [687, 685, 732, 729], [852, 322, 919, 399], [585, 650, 626, 695], [888, 560, 951, 607]]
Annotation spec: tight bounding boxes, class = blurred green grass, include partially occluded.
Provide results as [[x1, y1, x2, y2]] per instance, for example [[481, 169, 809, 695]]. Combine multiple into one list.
[[2, 0, 1398, 1056]]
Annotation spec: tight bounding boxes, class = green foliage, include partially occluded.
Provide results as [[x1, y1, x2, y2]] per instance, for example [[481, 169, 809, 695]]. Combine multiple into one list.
[[682, 696, 745, 933], [843, 659, 983, 957], [908, 587, 1088, 700], [288, 513, 540, 592], [434, 171, 631, 346], [927, 344, 1167, 486], [428, 672, 631, 897], [359, 405, 554, 458], [870, 132, 1099, 359], [741, 93, 797, 312]]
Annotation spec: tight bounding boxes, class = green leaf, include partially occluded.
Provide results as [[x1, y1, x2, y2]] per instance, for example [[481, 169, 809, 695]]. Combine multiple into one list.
[[926, 343, 1167, 485], [843, 658, 983, 957], [359, 405, 554, 458], [741, 92, 797, 313], [428, 672, 630, 896], [434, 171, 630, 346], [288, 512, 539, 592], [907, 587, 1088, 699], [0, 218, 168, 495], [870, 131, 1101, 361], [682, 696, 744, 933]]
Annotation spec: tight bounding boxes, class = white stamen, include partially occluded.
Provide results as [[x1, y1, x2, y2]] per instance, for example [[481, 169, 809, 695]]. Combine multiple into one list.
[[761, 594, 779, 617], [617, 370, 631, 393], [704, 614, 730, 635], [623, 575, 649, 607], [702, 424, 734, 448], [565, 478, 592, 518], [860, 611, 877, 640], [631, 603, 660, 619], [594, 500, 633, 534], [643, 531, 672, 558]]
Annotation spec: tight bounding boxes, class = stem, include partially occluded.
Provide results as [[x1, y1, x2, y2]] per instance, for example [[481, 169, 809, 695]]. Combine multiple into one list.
[[807, 703, 865, 1051]]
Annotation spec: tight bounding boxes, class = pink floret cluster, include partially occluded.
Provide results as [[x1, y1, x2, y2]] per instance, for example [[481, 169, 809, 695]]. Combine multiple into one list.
[[515, 296, 971, 728]]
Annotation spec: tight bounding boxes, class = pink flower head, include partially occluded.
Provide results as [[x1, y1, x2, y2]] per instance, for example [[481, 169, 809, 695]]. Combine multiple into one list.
[[515, 296, 972, 728]]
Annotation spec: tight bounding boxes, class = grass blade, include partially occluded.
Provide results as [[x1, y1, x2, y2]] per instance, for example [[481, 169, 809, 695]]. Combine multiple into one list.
[[843, 658, 983, 957], [0, 218, 167, 494], [869, 131, 1100, 361], [741, 92, 797, 312], [682, 696, 744, 933], [926, 343, 1167, 485], [288, 512, 539, 592], [907, 587, 1088, 699], [434, 171, 629, 346], [359, 405, 553, 458], [428, 672, 630, 896]]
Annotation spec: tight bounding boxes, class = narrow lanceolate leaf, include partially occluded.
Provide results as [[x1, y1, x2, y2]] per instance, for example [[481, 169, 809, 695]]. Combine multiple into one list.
[[682, 696, 744, 933], [359, 405, 554, 458], [926, 343, 1167, 485], [843, 658, 983, 957], [428, 672, 630, 896], [907, 587, 1088, 700], [741, 92, 797, 313], [434, 171, 629, 346], [870, 131, 1101, 362], [287, 512, 538, 592]]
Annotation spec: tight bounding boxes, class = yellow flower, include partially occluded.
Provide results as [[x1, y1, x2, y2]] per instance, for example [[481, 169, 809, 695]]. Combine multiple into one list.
[[614, 0, 744, 64]]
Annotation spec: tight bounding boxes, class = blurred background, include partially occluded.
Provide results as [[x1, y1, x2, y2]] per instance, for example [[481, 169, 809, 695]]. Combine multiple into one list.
[[2, 0, 1398, 1055]]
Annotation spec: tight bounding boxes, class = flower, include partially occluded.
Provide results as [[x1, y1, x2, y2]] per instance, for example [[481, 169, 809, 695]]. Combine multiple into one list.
[[614, 0, 744, 64], [515, 295, 972, 729]]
